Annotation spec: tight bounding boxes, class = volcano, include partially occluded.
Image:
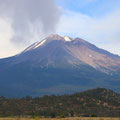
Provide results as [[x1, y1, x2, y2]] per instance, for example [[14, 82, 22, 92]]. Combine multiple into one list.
[[0, 34, 120, 97]]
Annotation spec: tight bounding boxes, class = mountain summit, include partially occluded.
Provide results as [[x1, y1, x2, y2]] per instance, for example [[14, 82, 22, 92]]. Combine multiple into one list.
[[20, 34, 120, 73], [0, 34, 120, 97]]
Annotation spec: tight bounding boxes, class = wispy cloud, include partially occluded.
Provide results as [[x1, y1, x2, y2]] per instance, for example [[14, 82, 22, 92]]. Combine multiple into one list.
[[57, 9, 120, 55], [0, 0, 61, 46], [0, 18, 22, 58], [0, 0, 61, 58]]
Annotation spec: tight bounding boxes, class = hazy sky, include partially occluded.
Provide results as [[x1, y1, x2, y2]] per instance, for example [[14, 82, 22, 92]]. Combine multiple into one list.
[[0, 0, 120, 58]]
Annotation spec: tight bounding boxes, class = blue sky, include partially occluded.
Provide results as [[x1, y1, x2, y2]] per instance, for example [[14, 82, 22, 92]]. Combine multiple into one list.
[[56, 0, 120, 55], [57, 0, 120, 17]]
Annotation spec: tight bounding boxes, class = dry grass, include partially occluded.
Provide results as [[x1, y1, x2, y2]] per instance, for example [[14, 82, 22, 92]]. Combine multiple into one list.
[[0, 117, 120, 120]]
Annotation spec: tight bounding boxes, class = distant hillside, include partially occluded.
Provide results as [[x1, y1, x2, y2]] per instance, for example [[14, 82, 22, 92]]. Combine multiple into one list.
[[0, 88, 120, 117]]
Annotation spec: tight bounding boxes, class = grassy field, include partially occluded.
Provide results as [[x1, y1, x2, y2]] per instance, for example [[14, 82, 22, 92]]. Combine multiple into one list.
[[0, 117, 120, 120]]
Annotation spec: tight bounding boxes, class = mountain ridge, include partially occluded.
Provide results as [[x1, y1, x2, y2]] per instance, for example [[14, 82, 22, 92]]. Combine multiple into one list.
[[0, 88, 120, 117], [15, 34, 120, 73], [0, 34, 120, 97]]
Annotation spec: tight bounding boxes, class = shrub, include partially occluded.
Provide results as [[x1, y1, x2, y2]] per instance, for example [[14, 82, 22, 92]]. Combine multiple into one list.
[[91, 114, 97, 117]]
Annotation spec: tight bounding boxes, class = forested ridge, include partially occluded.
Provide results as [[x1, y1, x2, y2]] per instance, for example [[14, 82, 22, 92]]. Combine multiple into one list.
[[0, 88, 120, 118]]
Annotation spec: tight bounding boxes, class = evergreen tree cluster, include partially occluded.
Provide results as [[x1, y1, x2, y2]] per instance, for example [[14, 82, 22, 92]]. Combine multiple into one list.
[[0, 88, 120, 117]]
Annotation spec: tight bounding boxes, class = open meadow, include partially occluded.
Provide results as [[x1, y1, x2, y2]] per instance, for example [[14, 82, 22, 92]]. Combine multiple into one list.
[[0, 117, 120, 120]]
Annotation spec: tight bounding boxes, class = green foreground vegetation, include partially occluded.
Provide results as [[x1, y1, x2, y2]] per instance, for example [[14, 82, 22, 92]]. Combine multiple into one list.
[[0, 88, 120, 118], [0, 117, 120, 120]]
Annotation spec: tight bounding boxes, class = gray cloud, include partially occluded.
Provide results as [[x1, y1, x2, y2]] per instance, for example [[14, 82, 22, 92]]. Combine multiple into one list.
[[0, 0, 61, 46]]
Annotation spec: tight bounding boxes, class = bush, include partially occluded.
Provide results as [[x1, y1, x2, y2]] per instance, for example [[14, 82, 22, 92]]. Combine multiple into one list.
[[60, 113, 66, 118], [50, 112, 56, 118], [91, 114, 97, 117]]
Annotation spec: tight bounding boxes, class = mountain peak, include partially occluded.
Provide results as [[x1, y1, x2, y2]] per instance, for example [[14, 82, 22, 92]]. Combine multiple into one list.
[[45, 34, 63, 40], [45, 34, 73, 42], [0, 34, 120, 97], [20, 34, 120, 73], [64, 36, 73, 41]]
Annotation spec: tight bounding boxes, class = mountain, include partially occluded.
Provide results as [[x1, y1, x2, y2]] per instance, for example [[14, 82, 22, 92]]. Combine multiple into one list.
[[0, 34, 120, 97], [0, 88, 120, 117]]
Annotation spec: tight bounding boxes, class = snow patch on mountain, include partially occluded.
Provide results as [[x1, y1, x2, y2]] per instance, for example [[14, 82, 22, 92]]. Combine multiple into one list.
[[89, 55, 92, 58], [21, 39, 46, 54], [64, 36, 72, 42], [34, 39, 46, 48], [20, 42, 39, 54]]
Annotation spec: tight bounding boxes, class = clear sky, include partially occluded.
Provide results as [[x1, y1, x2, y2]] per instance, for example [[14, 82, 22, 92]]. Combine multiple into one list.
[[0, 0, 120, 58], [57, 0, 120, 16]]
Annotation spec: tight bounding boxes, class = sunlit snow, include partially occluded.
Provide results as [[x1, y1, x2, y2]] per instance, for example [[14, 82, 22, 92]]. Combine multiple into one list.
[[64, 36, 72, 42], [34, 39, 46, 48]]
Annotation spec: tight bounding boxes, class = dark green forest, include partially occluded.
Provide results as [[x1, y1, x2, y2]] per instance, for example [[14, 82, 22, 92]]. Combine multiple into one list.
[[0, 88, 120, 118]]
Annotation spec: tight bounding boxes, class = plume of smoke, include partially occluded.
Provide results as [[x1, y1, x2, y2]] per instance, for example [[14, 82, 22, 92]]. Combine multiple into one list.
[[0, 0, 61, 46]]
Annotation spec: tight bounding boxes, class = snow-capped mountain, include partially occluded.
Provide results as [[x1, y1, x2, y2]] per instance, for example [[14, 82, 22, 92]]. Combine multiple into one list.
[[0, 34, 120, 97], [16, 34, 120, 73]]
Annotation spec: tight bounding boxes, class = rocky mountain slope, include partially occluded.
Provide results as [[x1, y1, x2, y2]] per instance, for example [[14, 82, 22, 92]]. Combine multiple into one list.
[[0, 34, 120, 97]]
